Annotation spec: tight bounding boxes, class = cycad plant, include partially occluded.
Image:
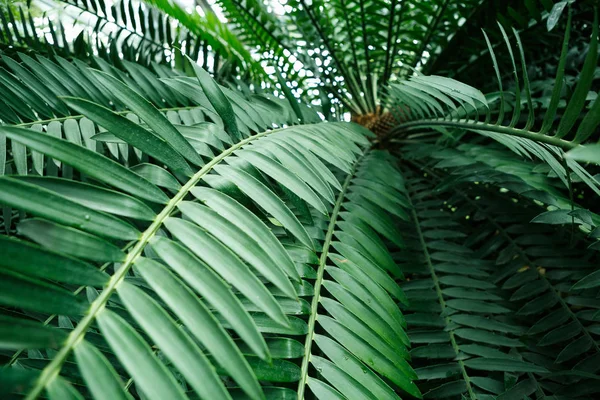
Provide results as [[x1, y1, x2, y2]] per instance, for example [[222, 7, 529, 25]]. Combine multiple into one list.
[[1, 0, 600, 399]]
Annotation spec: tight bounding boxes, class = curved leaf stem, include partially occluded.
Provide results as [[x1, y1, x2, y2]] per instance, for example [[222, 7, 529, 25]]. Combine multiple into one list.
[[405, 176, 477, 400], [24, 125, 286, 400], [386, 3, 409, 81], [391, 119, 577, 150], [339, 0, 362, 86], [296, 152, 365, 399]]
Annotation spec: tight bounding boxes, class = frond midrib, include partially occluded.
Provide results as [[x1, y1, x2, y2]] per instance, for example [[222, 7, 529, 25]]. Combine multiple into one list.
[[24, 124, 290, 400], [472, 195, 600, 355], [405, 177, 478, 400], [296, 151, 366, 399], [391, 119, 576, 150], [414, 160, 600, 357]]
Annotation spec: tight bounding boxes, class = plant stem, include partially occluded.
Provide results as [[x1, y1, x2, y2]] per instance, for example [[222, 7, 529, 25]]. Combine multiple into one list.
[[297, 152, 365, 400], [380, 0, 398, 89], [392, 119, 577, 150], [297, 0, 367, 115], [358, 0, 374, 112]]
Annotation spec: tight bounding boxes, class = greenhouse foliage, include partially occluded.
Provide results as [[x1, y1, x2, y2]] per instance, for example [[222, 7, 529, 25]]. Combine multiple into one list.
[[0, 0, 599, 399]]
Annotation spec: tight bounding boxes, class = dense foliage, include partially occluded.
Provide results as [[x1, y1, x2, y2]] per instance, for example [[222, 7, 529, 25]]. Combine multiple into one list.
[[0, 0, 599, 399]]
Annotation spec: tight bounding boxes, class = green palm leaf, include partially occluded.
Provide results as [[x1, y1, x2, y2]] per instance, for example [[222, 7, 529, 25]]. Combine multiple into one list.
[[0, 54, 417, 400]]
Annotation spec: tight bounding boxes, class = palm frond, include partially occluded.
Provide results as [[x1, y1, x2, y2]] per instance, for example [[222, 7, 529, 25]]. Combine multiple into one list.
[[400, 171, 542, 399], [388, 7, 598, 145], [213, 0, 306, 85], [208, 0, 483, 116], [0, 52, 419, 400], [0, 0, 260, 76], [296, 150, 420, 399], [395, 159, 600, 399], [386, 9, 600, 204], [426, 0, 564, 79], [3, 2, 600, 400]]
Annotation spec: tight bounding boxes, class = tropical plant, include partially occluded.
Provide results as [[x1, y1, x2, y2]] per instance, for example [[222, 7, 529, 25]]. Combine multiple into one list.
[[1, 0, 600, 399], [0, 45, 419, 399]]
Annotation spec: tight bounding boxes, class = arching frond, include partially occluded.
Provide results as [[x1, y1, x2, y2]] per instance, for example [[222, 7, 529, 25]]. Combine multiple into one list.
[[0, 52, 419, 400], [386, 9, 599, 201], [3, 3, 600, 400], [389, 7, 598, 143], [296, 150, 420, 399], [394, 159, 600, 399], [56, 0, 182, 66]]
